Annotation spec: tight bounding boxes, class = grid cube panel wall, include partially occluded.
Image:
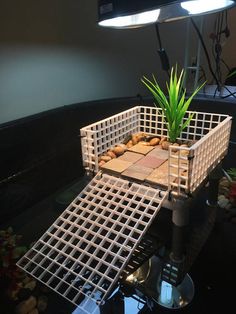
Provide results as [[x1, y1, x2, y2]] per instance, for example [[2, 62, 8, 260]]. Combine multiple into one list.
[[189, 117, 232, 192], [81, 107, 140, 172], [168, 112, 231, 194], [168, 146, 190, 195], [17, 173, 167, 313], [81, 106, 231, 195], [181, 111, 227, 140], [139, 106, 167, 137]]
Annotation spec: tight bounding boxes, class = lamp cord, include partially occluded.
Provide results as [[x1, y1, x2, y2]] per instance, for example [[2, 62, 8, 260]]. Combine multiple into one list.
[[155, 23, 170, 77], [155, 23, 163, 49], [191, 16, 236, 99], [190, 17, 221, 90]]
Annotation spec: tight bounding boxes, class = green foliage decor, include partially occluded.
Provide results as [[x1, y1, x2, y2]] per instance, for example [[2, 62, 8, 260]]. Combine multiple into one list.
[[227, 168, 236, 206], [227, 168, 236, 181], [141, 66, 205, 143], [227, 69, 236, 79]]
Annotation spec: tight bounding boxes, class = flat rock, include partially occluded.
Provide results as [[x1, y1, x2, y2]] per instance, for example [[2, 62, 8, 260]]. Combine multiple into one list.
[[135, 155, 166, 169], [148, 147, 169, 159], [128, 143, 154, 155], [101, 159, 132, 174], [122, 164, 153, 182], [145, 161, 169, 187], [118, 151, 143, 163], [145, 161, 181, 187]]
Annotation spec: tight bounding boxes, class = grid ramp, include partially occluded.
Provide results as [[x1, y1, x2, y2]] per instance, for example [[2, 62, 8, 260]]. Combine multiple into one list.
[[17, 173, 167, 313]]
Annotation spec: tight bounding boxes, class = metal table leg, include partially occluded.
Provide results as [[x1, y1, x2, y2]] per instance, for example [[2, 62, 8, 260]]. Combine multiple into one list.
[[158, 202, 194, 309]]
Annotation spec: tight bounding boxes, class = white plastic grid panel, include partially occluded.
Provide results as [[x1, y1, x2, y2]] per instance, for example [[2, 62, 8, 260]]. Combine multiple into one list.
[[81, 106, 231, 195], [80, 107, 140, 173], [139, 106, 168, 138], [189, 117, 232, 193], [168, 146, 190, 195], [17, 173, 167, 313], [138, 107, 229, 141]]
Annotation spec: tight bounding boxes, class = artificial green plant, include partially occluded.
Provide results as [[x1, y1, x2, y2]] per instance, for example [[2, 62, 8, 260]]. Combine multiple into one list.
[[141, 66, 205, 143], [227, 69, 236, 80], [227, 168, 236, 181]]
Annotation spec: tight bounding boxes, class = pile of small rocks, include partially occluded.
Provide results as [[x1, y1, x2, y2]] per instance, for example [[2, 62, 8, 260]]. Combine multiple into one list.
[[0, 227, 49, 314], [218, 176, 236, 223], [98, 132, 192, 168], [14, 276, 48, 314]]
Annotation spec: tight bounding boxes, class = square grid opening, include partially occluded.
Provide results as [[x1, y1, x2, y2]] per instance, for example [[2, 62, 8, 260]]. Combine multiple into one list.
[[17, 173, 167, 314]]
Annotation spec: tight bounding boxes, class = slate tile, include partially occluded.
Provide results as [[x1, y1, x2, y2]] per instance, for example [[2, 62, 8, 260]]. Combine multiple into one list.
[[145, 161, 170, 187], [128, 143, 154, 155], [101, 159, 132, 174], [122, 164, 153, 182], [118, 151, 143, 163], [135, 155, 166, 169], [148, 147, 169, 159]]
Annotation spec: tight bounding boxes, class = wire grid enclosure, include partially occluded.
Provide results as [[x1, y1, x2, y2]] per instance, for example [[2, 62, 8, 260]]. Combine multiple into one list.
[[17, 173, 167, 313], [81, 106, 232, 195], [80, 106, 140, 173]]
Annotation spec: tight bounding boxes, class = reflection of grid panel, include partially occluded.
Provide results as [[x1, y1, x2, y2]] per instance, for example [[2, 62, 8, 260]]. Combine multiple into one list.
[[121, 234, 162, 280], [17, 173, 167, 313]]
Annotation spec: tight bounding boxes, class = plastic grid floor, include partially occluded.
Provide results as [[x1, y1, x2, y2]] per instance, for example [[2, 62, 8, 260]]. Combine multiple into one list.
[[17, 173, 167, 313]]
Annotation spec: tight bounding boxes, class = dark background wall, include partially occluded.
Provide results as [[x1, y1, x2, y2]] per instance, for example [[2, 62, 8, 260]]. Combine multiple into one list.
[[0, 0, 236, 123], [0, 1, 236, 223]]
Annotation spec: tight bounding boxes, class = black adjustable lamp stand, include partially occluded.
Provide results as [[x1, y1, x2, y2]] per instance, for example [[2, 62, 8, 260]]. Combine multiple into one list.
[[155, 23, 170, 75], [98, 0, 236, 28]]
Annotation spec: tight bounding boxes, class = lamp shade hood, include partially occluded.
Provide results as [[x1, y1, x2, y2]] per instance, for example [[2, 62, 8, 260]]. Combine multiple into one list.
[[98, 0, 236, 28]]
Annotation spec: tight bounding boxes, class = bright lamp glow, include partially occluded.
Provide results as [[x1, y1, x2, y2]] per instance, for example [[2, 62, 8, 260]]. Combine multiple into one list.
[[159, 280, 173, 306], [181, 0, 234, 14], [98, 9, 160, 28]]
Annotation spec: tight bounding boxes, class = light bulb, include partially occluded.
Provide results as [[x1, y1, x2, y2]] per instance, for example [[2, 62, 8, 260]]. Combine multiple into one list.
[[98, 9, 160, 28], [181, 0, 234, 15]]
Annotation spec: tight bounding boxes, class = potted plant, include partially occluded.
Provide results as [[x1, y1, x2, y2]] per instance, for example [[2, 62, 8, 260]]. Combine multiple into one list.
[[141, 66, 205, 144], [227, 168, 236, 207]]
